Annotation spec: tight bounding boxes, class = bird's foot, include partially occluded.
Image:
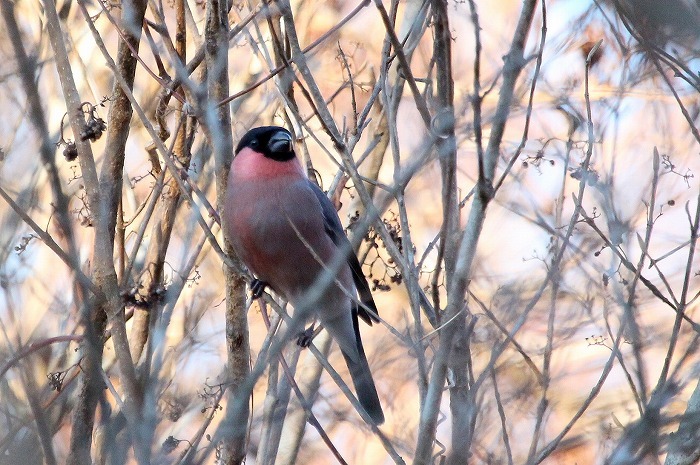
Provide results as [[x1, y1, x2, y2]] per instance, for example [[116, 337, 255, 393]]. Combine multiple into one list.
[[250, 279, 268, 299], [296, 324, 318, 348]]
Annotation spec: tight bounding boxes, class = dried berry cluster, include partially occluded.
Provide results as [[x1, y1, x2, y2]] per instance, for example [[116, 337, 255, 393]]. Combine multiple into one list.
[[349, 210, 405, 292], [57, 99, 108, 161]]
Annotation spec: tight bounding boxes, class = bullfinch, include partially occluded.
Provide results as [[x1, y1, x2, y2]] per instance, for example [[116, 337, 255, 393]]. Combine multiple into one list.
[[222, 126, 384, 425]]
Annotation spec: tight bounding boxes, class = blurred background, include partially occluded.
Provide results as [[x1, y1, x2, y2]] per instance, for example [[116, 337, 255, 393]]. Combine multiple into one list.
[[1, 0, 700, 463]]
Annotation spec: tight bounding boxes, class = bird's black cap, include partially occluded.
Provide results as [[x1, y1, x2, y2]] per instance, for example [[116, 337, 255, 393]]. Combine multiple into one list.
[[235, 126, 295, 161]]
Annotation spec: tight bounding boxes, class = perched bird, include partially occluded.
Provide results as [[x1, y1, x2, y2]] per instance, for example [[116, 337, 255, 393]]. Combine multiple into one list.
[[222, 126, 384, 425]]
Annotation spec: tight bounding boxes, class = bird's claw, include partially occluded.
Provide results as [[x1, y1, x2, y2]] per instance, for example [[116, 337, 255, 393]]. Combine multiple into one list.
[[296, 325, 316, 348], [250, 279, 268, 299]]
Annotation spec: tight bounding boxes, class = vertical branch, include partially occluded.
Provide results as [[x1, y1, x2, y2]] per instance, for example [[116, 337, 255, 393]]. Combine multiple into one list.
[[91, 0, 151, 463], [99, 0, 148, 242], [41, 0, 114, 463], [432, 0, 457, 279], [413, 1, 539, 463], [430, 2, 472, 463], [430, 0, 460, 311], [272, 334, 334, 465], [204, 0, 250, 462], [130, 0, 191, 364], [257, 348, 281, 465], [666, 375, 700, 465], [100, 0, 149, 367], [74, 2, 153, 463], [467, 0, 483, 163]]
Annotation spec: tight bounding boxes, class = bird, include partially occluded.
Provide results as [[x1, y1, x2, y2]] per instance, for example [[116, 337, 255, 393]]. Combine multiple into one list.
[[221, 125, 384, 425]]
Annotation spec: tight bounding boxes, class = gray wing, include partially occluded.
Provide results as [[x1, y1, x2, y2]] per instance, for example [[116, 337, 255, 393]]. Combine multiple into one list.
[[307, 181, 379, 325]]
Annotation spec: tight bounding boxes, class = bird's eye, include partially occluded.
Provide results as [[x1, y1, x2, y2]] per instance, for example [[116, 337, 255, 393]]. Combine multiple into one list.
[[249, 140, 260, 149]]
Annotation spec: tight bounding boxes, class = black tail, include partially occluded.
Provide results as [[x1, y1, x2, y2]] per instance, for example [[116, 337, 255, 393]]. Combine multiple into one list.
[[341, 315, 384, 425], [341, 350, 384, 425], [348, 253, 380, 326]]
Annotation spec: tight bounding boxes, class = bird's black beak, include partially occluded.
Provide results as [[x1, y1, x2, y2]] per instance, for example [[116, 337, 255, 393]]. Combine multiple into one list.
[[268, 131, 293, 154]]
